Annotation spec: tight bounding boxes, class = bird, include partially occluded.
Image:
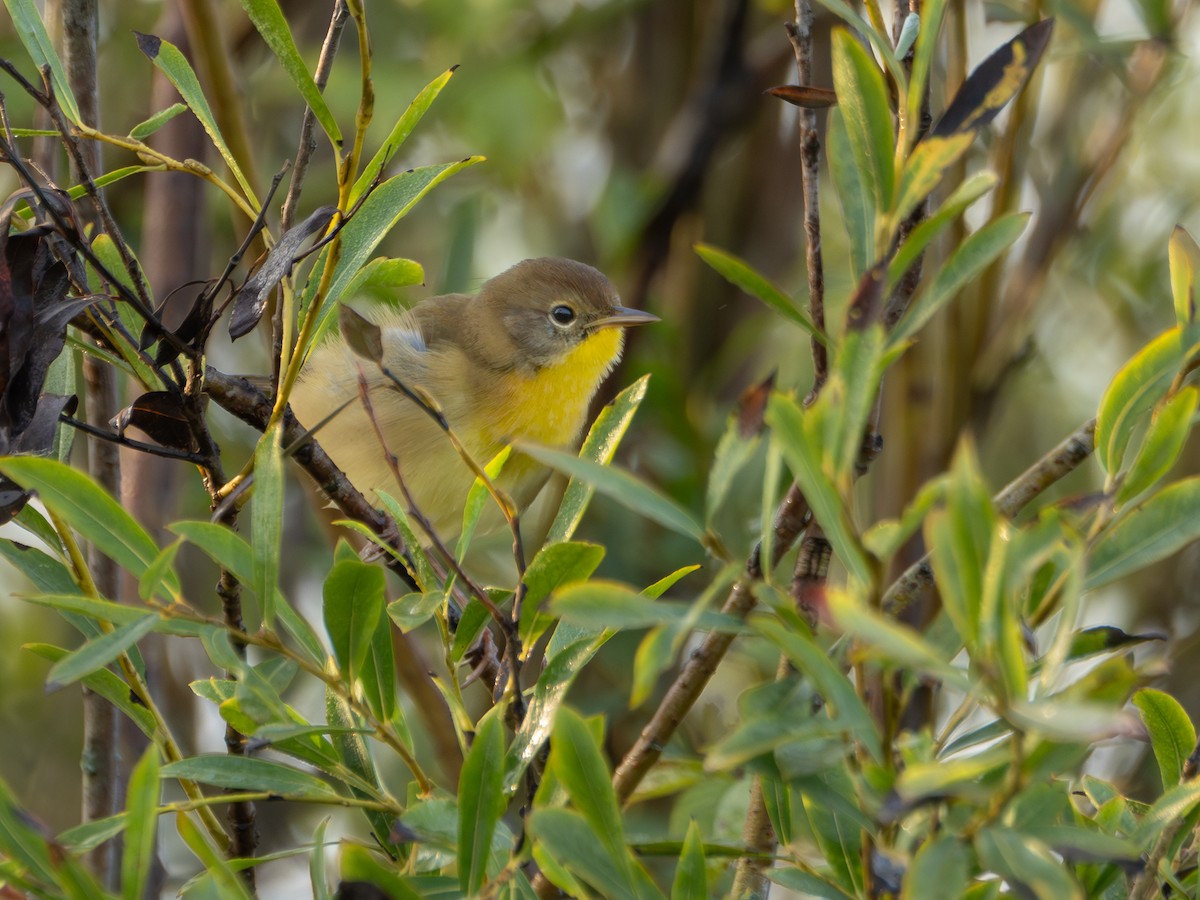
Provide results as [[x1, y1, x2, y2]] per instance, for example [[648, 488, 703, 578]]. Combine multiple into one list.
[[289, 257, 658, 546]]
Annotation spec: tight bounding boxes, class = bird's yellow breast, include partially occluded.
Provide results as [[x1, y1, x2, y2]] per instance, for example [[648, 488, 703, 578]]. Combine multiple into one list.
[[474, 327, 623, 449]]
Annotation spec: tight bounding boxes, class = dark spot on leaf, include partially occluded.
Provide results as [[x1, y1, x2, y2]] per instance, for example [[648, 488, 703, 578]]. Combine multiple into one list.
[[134, 31, 162, 60]]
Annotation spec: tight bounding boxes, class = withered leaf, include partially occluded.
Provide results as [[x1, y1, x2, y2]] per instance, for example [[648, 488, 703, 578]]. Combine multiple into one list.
[[338, 304, 384, 365], [229, 205, 337, 339], [111, 391, 195, 452], [736, 372, 775, 439], [766, 85, 838, 109]]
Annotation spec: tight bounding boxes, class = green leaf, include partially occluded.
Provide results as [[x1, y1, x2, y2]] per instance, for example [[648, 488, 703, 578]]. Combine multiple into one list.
[[529, 808, 639, 899], [456, 447, 510, 561], [138, 537, 182, 603], [0, 541, 76, 594], [3, 0, 81, 123], [1133, 780, 1200, 848], [886, 172, 997, 294], [121, 746, 160, 900], [253, 424, 284, 627], [519, 540, 605, 647], [829, 109, 874, 279], [518, 441, 703, 542], [694, 244, 820, 336], [902, 834, 970, 900], [1116, 385, 1197, 505], [974, 826, 1083, 900], [458, 708, 507, 895], [239, 0, 342, 148], [767, 867, 853, 899], [135, 32, 256, 204], [310, 817, 331, 900], [1169, 225, 1200, 325], [824, 325, 886, 487], [175, 812, 253, 900], [705, 413, 762, 525], [304, 159, 484, 348], [550, 580, 741, 632], [24, 643, 157, 738], [827, 588, 969, 690], [550, 709, 631, 870], [350, 67, 459, 205], [342, 257, 426, 298], [128, 102, 187, 140], [547, 375, 649, 544], [322, 559, 385, 687], [47, 613, 158, 688], [831, 28, 895, 214], [169, 520, 325, 665], [0, 457, 175, 592], [1095, 327, 1182, 475], [58, 814, 128, 854], [926, 443, 995, 647], [765, 394, 873, 585], [751, 615, 881, 760], [671, 820, 707, 900], [1133, 688, 1196, 789], [1087, 476, 1200, 589], [890, 213, 1030, 348], [339, 843, 421, 899], [891, 131, 974, 229], [161, 756, 339, 801]]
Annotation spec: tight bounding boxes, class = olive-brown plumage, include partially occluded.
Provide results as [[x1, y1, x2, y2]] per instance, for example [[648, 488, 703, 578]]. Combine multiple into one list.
[[291, 258, 657, 541]]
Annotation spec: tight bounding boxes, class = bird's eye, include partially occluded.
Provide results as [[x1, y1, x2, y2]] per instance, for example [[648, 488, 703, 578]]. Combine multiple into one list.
[[550, 304, 576, 326]]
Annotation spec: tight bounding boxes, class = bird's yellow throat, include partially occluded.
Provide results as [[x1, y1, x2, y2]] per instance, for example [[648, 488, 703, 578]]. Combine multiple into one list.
[[480, 326, 624, 449]]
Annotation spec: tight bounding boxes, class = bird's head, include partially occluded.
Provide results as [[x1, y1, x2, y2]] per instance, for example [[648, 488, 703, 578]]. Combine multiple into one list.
[[474, 258, 658, 373]]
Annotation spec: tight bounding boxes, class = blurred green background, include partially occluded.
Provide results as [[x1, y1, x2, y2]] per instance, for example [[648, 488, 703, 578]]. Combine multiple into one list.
[[1, 0, 1199, 890]]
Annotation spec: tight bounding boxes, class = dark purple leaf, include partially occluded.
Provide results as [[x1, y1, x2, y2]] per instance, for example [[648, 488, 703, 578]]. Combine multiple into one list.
[[931, 19, 1054, 139], [229, 205, 337, 339], [111, 391, 195, 452]]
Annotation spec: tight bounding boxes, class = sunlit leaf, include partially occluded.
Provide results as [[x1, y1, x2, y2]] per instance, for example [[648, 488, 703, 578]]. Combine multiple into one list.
[[1095, 327, 1181, 475], [1087, 476, 1200, 589], [1134, 688, 1196, 789]]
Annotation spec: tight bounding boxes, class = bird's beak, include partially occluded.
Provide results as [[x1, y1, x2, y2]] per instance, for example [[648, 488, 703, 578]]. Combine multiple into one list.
[[591, 306, 661, 329]]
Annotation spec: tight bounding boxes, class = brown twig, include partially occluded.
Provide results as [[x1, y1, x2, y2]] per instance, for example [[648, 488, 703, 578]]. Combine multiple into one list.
[[882, 417, 1097, 617]]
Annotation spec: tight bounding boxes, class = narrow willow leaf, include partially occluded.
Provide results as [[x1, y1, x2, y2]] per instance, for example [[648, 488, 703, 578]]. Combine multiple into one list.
[[457, 447, 510, 561], [138, 537, 182, 602], [765, 394, 873, 585], [342, 257, 425, 298], [253, 424, 284, 627], [890, 131, 974, 229], [0, 541, 76, 594], [519, 540, 605, 647], [886, 172, 998, 294], [926, 443, 995, 648], [1169, 225, 1200, 325], [671, 820, 707, 900], [350, 67, 460, 205], [310, 817, 331, 900], [751, 615, 881, 759], [826, 325, 886, 487], [1095, 327, 1182, 475], [128, 102, 187, 139], [3, 0, 81, 122], [47, 613, 158, 688], [829, 109, 874, 279], [890, 213, 1030, 348], [827, 589, 969, 690], [169, 520, 325, 665], [58, 814, 128, 854], [135, 32, 256, 204], [0, 457, 172, 589], [1133, 688, 1196, 789], [1133, 781, 1200, 848], [529, 808, 639, 899], [162, 756, 338, 801], [547, 375, 649, 543], [175, 812, 253, 900], [1116, 385, 1197, 505], [906, 0, 950, 141], [1087, 476, 1200, 589], [339, 843, 421, 899], [767, 867, 853, 899], [518, 442, 703, 542], [458, 708, 506, 895], [323, 559, 385, 687], [24, 643, 157, 738], [304, 159, 484, 349], [831, 29, 895, 214], [240, 0, 342, 148], [121, 747, 160, 900], [550, 581, 740, 632], [550, 709, 629, 870], [694, 243, 819, 336], [974, 826, 1084, 900], [901, 834, 970, 900]]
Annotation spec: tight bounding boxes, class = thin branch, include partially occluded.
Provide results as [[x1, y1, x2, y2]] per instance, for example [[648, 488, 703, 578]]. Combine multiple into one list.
[[882, 418, 1097, 617]]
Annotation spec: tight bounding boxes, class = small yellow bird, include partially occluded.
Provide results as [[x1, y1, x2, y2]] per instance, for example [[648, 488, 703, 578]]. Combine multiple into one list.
[[290, 257, 658, 543]]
